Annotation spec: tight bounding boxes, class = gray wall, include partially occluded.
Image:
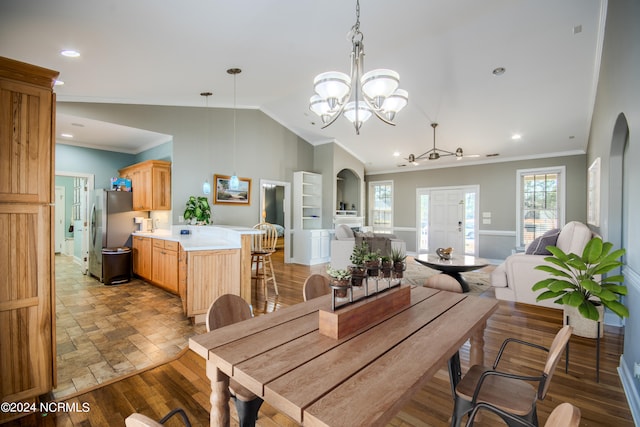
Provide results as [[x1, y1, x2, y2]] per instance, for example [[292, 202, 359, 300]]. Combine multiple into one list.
[[303, 142, 365, 230], [585, 0, 640, 416], [366, 155, 587, 258], [56, 102, 314, 227]]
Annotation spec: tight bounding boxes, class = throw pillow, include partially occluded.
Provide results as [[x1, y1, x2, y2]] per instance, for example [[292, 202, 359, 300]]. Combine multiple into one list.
[[525, 228, 561, 255]]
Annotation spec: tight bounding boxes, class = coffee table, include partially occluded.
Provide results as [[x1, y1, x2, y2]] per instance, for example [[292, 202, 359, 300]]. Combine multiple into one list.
[[415, 253, 489, 292]]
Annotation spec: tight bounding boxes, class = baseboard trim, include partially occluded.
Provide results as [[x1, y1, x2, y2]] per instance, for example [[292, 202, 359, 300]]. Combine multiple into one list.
[[619, 354, 640, 426]]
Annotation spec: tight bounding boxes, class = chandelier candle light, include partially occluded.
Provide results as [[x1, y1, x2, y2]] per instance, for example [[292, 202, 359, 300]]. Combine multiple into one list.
[[309, 0, 408, 134]]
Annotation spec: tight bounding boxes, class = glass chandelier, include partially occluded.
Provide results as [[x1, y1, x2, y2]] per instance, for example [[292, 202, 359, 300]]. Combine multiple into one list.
[[309, 0, 408, 134]]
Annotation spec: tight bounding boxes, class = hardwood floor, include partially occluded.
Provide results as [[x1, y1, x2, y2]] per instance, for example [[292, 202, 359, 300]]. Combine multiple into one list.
[[6, 251, 633, 426]]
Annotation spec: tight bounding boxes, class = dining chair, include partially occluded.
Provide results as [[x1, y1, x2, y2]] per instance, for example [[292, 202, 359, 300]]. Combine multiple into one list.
[[465, 401, 580, 427], [251, 222, 279, 297], [450, 325, 573, 427], [206, 294, 263, 427], [125, 408, 191, 426], [303, 273, 331, 301]]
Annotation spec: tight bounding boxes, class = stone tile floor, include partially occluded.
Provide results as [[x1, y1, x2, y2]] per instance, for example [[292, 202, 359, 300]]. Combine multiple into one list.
[[53, 254, 206, 399]]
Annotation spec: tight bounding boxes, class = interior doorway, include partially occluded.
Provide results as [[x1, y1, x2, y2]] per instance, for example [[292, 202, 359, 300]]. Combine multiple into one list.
[[55, 171, 95, 274], [416, 185, 479, 256], [54, 186, 65, 253], [259, 179, 291, 263]]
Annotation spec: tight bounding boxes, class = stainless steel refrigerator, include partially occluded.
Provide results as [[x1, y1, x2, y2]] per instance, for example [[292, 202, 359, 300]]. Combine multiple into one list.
[[88, 189, 147, 281]]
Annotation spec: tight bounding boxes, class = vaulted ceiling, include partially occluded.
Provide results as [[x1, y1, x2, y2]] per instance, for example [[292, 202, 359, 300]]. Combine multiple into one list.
[[0, 0, 604, 173]]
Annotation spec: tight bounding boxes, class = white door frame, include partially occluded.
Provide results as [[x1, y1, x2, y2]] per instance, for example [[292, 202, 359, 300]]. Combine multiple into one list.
[[55, 171, 95, 272], [259, 179, 292, 263], [54, 186, 65, 253], [416, 185, 480, 256]]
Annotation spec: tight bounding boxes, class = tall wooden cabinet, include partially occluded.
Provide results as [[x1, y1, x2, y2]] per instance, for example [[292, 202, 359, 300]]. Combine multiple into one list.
[[119, 160, 171, 210], [0, 57, 59, 408]]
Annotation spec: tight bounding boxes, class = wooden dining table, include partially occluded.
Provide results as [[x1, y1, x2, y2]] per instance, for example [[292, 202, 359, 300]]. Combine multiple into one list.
[[189, 285, 499, 427]]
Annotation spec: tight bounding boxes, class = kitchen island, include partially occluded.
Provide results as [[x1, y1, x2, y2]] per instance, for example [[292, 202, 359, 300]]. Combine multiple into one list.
[[132, 225, 260, 323]]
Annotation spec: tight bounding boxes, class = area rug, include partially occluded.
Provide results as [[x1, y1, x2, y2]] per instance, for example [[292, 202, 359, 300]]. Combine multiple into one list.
[[402, 257, 494, 296]]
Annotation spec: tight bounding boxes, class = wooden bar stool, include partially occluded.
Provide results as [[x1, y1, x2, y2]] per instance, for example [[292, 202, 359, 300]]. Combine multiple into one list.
[[251, 222, 279, 297]]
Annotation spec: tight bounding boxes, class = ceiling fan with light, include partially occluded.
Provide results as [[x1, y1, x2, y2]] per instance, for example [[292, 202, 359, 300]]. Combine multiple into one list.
[[405, 122, 463, 165]]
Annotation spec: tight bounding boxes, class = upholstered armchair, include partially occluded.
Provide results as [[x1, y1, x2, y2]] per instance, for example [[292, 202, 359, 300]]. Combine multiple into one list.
[[330, 224, 406, 270], [491, 221, 596, 308]]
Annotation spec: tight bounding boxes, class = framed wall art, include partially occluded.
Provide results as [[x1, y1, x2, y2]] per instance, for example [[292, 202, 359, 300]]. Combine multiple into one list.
[[214, 174, 251, 205], [587, 157, 600, 226]]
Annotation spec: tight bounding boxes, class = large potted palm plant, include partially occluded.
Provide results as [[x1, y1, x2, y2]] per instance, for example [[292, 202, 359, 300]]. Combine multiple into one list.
[[532, 237, 628, 337]]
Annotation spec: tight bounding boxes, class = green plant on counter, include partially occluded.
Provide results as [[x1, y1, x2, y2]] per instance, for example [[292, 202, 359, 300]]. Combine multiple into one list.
[[183, 196, 211, 224]]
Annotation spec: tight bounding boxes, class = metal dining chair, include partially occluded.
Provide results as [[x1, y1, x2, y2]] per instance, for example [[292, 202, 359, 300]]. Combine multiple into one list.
[[451, 325, 573, 427], [125, 408, 191, 426], [465, 401, 580, 427]]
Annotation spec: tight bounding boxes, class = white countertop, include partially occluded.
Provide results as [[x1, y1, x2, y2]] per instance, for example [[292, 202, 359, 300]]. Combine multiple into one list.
[[132, 224, 259, 251]]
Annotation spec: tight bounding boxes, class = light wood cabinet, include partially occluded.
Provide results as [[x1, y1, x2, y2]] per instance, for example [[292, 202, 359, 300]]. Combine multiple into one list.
[[132, 235, 152, 280], [185, 249, 241, 318], [119, 160, 171, 210], [151, 239, 179, 294], [0, 57, 59, 409]]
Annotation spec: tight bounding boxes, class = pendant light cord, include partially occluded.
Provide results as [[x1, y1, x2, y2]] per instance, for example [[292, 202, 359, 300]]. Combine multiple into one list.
[[233, 72, 237, 175]]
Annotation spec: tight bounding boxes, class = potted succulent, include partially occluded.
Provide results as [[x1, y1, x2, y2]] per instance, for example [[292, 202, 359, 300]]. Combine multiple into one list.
[[380, 256, 393, 278], [183, 196, 211, 225], [390, 247, 406, 278], [349, 241, 369, 286], [326, 266, 351, 298], [364, 250, 381, 277], [532, 237, 628, 338]]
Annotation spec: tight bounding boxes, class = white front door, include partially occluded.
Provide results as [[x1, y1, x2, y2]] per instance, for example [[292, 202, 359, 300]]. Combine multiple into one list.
[[430, 189, 465, 253], [417, 185, 479, 256]]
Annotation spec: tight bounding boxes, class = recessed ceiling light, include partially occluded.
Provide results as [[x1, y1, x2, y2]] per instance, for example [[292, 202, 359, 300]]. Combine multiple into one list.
[[60, 133, 73, 138], [60, 49, 80, 58], [492, 67, 506, 76], [512, 133, 522, 140], [466, 154, 481, 158], [393, 151, 400, 157], [54, 79, 64, 86]]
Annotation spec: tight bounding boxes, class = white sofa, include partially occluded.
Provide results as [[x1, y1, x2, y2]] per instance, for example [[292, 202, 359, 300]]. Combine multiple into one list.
[[329, 224, 407, 270], [491, 221, 596, 308]]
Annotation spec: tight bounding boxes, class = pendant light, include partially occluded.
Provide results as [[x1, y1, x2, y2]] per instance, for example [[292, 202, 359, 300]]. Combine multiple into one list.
[[228, 68, 241, 190], [201, 91, 212, 194]]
